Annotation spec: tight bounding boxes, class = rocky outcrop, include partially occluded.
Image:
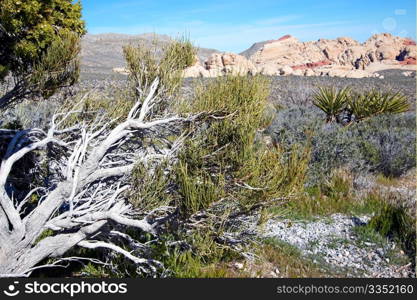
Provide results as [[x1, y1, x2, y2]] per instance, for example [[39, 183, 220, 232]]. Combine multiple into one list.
[[400, 57, 417, 65], [403, 39, 416, 46], [182, 33, 416, 79], [182, 55, 210, 78], [291, 60, 332, 70], [205, 52, 257, 76], [182, 62, 210, 78], [246, 33, 416, 78], [183, 52, 257, 77]]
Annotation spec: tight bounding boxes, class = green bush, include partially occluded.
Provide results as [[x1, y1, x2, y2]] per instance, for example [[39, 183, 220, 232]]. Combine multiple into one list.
[[29, 31, 81, 98], [123, 37, 196, 100], [157, 231, 239, 278], [270, 107, 415, 181], [234, 144, 309, 208], [0, 0, 86, 108], [369, 203, 416, 262], [129, 161, 174, 211], [176, 75, 309, 214], [175, 159, 225, 215], [181, 75, 272, 166]]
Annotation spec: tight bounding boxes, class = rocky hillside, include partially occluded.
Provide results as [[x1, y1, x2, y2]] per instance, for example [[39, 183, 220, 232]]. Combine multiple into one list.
[[184, 33, 416, 78], [80, 33, 220, 75]]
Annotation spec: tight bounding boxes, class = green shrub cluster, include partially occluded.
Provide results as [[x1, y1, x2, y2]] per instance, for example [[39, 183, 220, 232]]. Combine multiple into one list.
[[153, 231, 241, 278], [369, 203, 416, 263], [0, 0, 86, 108], [175, 75, 309, 215], [0, 0, 85, 80], [123, 37, 196, 100], [270, 107, 415, 181], [129, 161, 174, 212], [129, 75, 309, 219], [348, 90, 410, 121]]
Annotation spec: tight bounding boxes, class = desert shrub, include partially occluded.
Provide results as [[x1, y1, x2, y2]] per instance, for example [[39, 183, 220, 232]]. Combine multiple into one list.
[[129, 161, 174, 211], [369, 203, 416, 262], [270, 107, 415, 182], [115, 74, 310, 276], [176, 75, 309, 215], [0, 0, 86, 108], [153, 230, 241, 278], [181, 75, 272, 165], [161, 37, 196, 71], [175, 159, 226, 215], [267, 73, 415, 109], [324, 113, 415, 177], [233, 144, 309, 208], [123, 37, 196, 100]]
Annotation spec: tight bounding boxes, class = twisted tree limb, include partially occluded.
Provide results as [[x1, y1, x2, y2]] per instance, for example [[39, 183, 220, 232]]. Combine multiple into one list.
[[0, 77, 195, 277]]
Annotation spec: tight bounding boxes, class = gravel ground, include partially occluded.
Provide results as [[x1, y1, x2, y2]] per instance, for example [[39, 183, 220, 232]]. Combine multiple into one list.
[[260, 214, 414, 278]]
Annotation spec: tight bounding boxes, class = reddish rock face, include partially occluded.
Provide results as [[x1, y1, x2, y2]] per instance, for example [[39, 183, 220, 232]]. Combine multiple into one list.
[[291, 60, 332, 70], [261, 34, 293, 45], [277, 34, 292, 41], [403, 39, 416, 46], [399, 57, 416, 65]]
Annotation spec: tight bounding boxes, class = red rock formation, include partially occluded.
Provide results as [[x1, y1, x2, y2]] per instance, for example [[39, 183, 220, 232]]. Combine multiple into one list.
[[403, 39, 416, 46], [291, 60, 332, 70], [399, 57, 416, 65], [184, 33, 417, 78], [277, 34, 292, 41], [259, 35, 293, 45]]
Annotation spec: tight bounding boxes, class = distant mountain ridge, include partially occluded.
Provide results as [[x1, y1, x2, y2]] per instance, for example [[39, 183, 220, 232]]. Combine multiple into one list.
[[80, 33, 220, 75]]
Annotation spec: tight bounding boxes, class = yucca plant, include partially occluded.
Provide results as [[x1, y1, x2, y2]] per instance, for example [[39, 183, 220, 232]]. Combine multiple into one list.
[[348, 90, 410, 121], [312, 87, 350, 123]]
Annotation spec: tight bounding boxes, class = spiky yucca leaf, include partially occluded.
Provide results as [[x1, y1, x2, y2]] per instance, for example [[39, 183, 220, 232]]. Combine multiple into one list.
[[313, 87, 350, 122], [348, 90, 410, 121]]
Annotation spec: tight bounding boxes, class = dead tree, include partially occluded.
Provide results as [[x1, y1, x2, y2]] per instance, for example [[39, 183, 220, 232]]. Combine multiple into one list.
[[0, 78, 195, 277]]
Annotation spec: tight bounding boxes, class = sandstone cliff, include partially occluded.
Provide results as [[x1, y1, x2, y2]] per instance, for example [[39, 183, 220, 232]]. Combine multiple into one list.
[[183, 33, 416, 78]]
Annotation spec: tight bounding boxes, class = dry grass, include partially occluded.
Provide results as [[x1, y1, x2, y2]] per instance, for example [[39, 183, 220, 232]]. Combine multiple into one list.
[[245, 239, 332, 278]]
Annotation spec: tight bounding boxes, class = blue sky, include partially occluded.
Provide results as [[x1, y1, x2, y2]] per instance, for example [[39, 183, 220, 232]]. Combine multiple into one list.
[[83, 0, 416, 52]]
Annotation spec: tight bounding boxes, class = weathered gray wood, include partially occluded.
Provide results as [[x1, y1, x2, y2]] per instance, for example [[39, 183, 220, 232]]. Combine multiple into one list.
[[0, 78, 190, 276]]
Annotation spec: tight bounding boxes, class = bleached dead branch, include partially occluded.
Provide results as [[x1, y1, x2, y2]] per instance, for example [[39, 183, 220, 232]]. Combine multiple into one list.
[[0, 77, 196, 277]]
